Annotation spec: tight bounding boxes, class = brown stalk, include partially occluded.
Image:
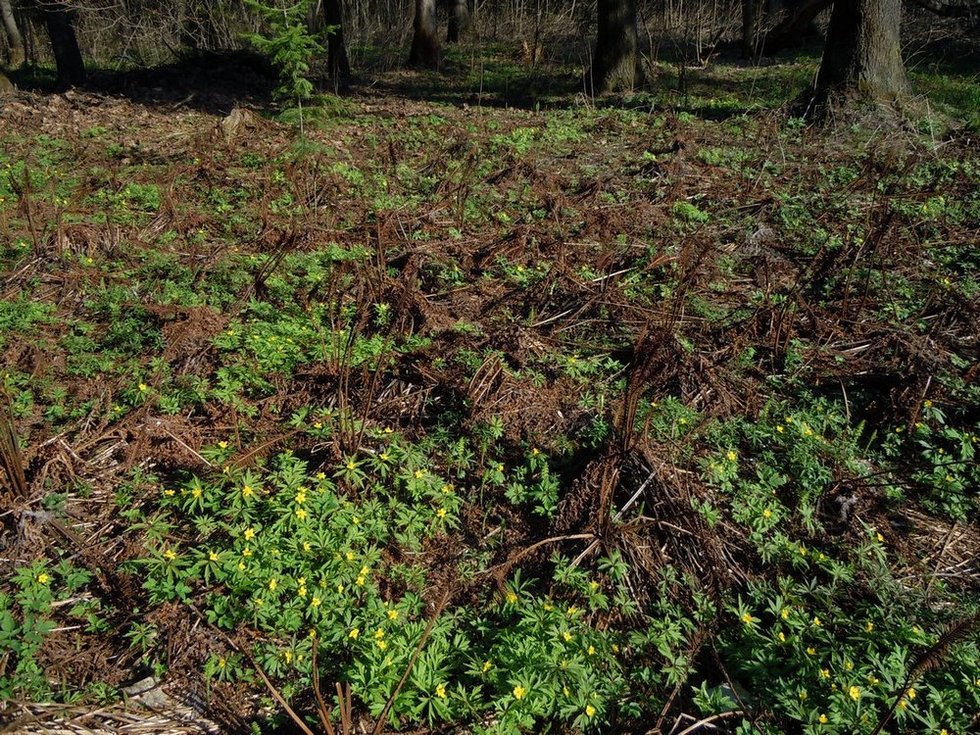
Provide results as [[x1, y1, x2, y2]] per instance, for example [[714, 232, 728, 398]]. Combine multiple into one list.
[[0, 385, 28, 500], [311, 644, 336, 735], [370, 586, 453, 735]]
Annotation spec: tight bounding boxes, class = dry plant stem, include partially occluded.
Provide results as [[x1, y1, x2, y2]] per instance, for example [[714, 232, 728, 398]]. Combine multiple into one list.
[[0, 386, 28, 500], [370, 586, 453, 735], [477, 533, 596, 577], [673, 710, 745, 735], [189, 603, 317, 735], [311, 644, 336, 735]]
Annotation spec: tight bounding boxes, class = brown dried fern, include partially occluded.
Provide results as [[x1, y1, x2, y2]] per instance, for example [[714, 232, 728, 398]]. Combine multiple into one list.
[[0, 385, 28, 500], [869, 613, 980, 735]]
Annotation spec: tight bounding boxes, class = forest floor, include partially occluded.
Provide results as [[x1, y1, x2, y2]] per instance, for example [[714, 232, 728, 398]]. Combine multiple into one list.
[[0, 43, 978, 735]]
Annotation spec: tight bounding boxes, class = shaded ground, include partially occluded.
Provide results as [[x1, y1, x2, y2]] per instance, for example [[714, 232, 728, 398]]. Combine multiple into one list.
[[0, 46, 978, 735]]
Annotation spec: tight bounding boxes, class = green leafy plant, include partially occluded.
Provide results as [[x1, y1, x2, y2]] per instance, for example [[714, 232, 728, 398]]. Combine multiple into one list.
[[245, 0, 324, 129]]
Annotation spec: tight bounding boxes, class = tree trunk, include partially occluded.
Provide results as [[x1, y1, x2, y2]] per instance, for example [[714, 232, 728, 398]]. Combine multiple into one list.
[[760, 0, 832, 55], [42, 2, 85, 89], [812, 0, 908, 109], [447, 0, 470, 43], [322, 0, 350, 78], [741, 0, 765, 57], [589, 0, 640, 93], [0, 0, 24, 69], [407, 0, 439, 68]]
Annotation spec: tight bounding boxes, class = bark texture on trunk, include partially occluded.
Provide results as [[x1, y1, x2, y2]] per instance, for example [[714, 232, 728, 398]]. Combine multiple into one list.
[[760, 0, 832, 55], [0, 0, 24, 69], [813, 0, 908, 107], [43, 2, 85, 88], [741, 0, 765, 57], [322, 0, 350, 77], [589, 0, 640, 93], [407, 0, 439, 68], [447, 0, 470, 43]]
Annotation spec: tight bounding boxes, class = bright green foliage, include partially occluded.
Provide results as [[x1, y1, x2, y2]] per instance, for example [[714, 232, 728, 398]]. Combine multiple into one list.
[[245, 0, 323, 107], [139, 439, 628, 733]]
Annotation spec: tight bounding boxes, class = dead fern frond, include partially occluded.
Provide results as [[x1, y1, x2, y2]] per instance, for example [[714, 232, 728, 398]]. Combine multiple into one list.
[[0, 386, 28, 500], [870, 613, 980, 735], [907, 613, 980, 681]]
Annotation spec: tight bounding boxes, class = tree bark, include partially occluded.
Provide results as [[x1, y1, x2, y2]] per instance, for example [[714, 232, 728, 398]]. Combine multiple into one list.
[[322, 0, 350, 78], [741, 0, 765, 57], [589, 0, 640, 93], [407, 0, 439, 68], [447, 0, 470, 43], [760, 0, 832, 55], [0, 0, 24, 69], [42, 1, 85, 89], [811, 0, 909, 110]]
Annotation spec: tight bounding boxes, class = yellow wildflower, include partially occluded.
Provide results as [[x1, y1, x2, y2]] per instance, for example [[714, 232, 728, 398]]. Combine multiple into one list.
[[163, 549, 177, 562], [376, 639, 388, 650], [849, 686, 861, 701], [506, 590, 518, 603], [587, 645, 596, 655], [355, 576, 365, 586], [268, 578, 278, 591], [781, 608, 790, 620], [348, 628, 359, 639], [387, 608, 399, 620], [585, 704, 597, 718], [513, 685, 526, 700], [741, 612, 754, 625], [208, 551, 220, 562], [813, 616, 821, 627], [818, 714, 828, 724], [562, 631, 573, 642], [243, 527, 256, 540], [36, 573, 51, 585], [242, 547, 252, 557], [435, 683, 447, 699], [311, 596, 321, 608], [727, 450, 737, 462], [907, 688, 916, 699], [806, 647, 816, 656], [820, 668, 830, 679], [763, 508, 773, 519], [436, 508, 448, 519], [242, 484, 254, 499], [218, 441, 228, 449], [482, 660, 492, 673], [295, 507, 307, 520]]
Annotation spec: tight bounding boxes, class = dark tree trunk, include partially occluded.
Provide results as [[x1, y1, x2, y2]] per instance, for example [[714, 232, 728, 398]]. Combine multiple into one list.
[[447, 0, 470, 43], [589, 0, 640, 93], [741, 0, 765, 57], [42, 2, 85, 89], [760, 0, 832, 55], [812, 0, 908, 110], [407, 0, 439, 68], [322, 0, 350, 78], [1, 0, 24, 69]]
